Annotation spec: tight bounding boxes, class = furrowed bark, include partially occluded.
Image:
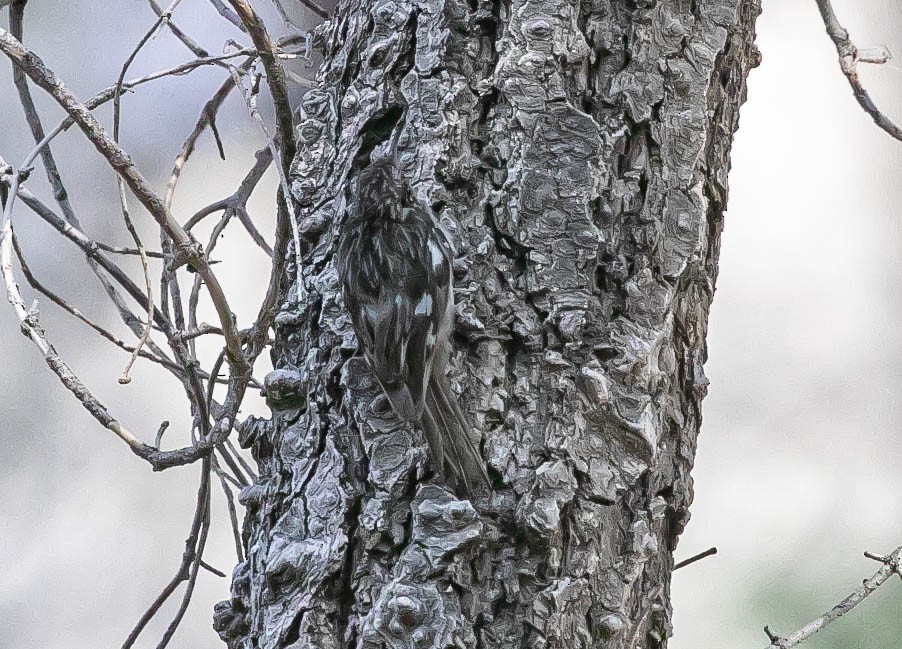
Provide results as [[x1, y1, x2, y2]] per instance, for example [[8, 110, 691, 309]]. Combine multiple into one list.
[[215, 0, 760, 647]]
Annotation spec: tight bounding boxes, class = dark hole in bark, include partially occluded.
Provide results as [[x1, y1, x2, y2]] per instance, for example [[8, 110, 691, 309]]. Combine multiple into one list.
[[638, 172, 648, 198], [720, 69, 731, 88], [390, 9, 420, 78], [474, 86, 500, 157], [595, 264, 607, 291], [621, 34, 632, 71], [371, 393, 393, 416], [594, 347, 619, 363], [368, 45, 388, 68], [282, 609, 304, 645], [337, 495, 363, 645], [352, 105, 405, 170]]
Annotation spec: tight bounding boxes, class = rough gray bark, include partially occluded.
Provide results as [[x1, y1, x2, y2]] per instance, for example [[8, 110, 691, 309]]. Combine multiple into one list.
[[214, 0, 761, 647]]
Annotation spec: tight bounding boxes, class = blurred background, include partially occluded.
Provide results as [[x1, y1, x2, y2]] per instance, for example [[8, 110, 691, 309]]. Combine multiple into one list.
[[1, 1, 901, 647]]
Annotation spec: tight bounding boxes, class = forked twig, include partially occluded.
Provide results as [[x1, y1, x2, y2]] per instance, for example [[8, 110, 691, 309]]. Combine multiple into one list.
[[762, 546, 902, 648], [815, 0, 902, 142]]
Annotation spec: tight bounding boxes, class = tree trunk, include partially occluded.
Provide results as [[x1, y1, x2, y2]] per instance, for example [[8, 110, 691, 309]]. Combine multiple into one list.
[[214, 0, 761, 647]]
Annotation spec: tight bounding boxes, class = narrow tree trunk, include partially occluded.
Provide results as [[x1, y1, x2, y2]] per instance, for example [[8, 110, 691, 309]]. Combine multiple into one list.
[[214, 0, 760, 647]]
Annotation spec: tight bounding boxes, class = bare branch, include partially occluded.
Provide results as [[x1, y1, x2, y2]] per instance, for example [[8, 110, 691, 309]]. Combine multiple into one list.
[[172, 323, 225, 342], [155, 468, 212, 649], [98, 243, 166, 258], [9, 1, 168, 358], [0, 24, 250, 381], [235, 205, 274, 256], [11, 48, 267, 203], [212, 457, 245, 563], [762, 546, 902, 648], [207, 0, 248, 32], [180, 146, 275, 256], [226, 437, 257, 483], [147, 0, 209, 58], [199, 560, 227, 578], [164, 70, 247, 212], [112, 4, 182, 384], [187, 210, 234, 364], [122, 461, 211, 649], [184, 146, 273, 231], [1, 174, 144, 451], [0, 28, 274, 471], [12, 233, 181, 372], [229, 68, 301, 287], [277, 0, 329, 22], [7, 179, 171, 330], [674, 546, 718, 571], [815, 0, 902, 142], [226, 0, 296, 171]]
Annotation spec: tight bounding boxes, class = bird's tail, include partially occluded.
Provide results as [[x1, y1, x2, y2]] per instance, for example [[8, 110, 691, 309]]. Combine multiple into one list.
[[422, 378, 492, 497]]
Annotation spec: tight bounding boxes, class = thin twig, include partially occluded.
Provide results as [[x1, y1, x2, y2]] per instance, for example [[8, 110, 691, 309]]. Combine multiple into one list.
[[122, 461, 211, 649], [0, 27, 249, 392], [272, 0, 307, 30], [1, 171, 143, 451], [182, 147, 274, 256], [226, 437, 257, 483], [154, 421, 170, 448], [212, 457, 245, 563], [815, 0, 902, 142], [164, 67, 250, 212], [12, 233, 180, 372], [15, 233, 235, 388], [113, 3, 181, 383], [199, 559, 227, 578], [8, 180, 170, 330], [0, 27, 243, 359], [147, 0, 209, 57], [216, 443, 250, 487], [229, 67, 302, 287], [9, 1, 166, 361], [0, 28, 254, 469], [277, 0, 329, 21], [9, 52, 269, 239], [95, 242, 165, 258], [188, 210, 233, 360], [172, 323, 225, 342], [226, 0, 296, 171], [28, 46, 278, 177], [762, 546, 902, 649], [184, 146, 273, 230], [159, 67, 246, 370], [155, 464, 212, 649], [674, 546, 717, 571], [235, 205, 274, 256], [207, 0, 248, 32]]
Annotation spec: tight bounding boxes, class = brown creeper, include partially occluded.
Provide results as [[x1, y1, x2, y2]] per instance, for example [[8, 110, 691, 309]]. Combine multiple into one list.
[[336, 156, 490, 495]]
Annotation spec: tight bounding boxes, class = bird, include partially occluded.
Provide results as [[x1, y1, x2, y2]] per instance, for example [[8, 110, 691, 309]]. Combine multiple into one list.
[[335, 152, 491, 496]]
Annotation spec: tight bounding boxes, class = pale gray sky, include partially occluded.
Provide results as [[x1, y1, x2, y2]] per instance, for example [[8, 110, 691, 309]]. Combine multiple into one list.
[[1, 1, 901, 648]]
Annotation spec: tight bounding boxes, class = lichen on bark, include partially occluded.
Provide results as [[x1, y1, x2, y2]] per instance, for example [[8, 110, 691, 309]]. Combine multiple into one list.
[[213, 0, 761, 647]]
